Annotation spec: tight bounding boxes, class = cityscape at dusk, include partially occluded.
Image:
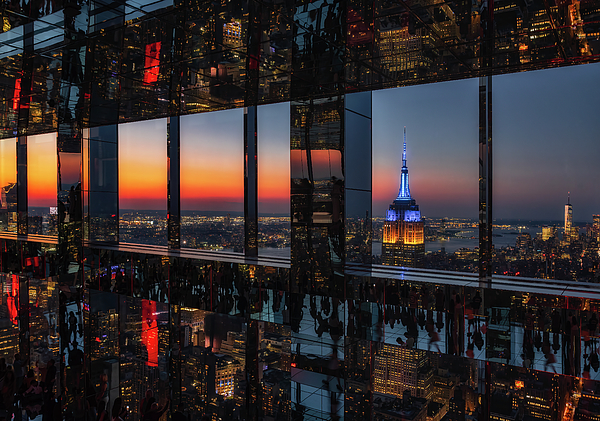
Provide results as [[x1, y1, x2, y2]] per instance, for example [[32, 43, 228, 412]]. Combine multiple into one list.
[[1, 0, 600, 420]]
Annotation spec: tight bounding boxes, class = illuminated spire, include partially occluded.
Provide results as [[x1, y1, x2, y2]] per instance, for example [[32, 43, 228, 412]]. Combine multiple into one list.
[[397, 127, 411, 200]]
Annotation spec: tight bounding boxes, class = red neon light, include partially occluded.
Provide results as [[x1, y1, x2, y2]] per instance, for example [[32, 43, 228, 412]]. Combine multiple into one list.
[[13, 78, 21, 110], [8, 275, 19, 325], [143, 42, 161, 84], [142, 300, 158, 367]]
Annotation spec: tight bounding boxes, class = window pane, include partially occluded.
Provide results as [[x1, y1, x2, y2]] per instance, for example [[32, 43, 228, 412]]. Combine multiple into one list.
[[0, 138, 17, 232], [493, 63, 600, 282], [119, 118, 167, 245], [373, 79, 479, 272], [28, 133, 57, 235], [180, 109, 244, 252], [258, 103, 290, 258]]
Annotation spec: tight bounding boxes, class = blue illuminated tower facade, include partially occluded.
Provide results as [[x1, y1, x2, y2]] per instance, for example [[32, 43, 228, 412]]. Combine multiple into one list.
[[382, 129, 425, 267]]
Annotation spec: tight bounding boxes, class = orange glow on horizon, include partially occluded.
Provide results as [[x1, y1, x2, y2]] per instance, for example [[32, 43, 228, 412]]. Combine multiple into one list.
[[59, 153, 81, 188], [180, 110, 244, 210], [257, 103, 290, 214], [0, 138, 16, 191], [291, 149, 343, 181], [28, 133, 57, 208], [119, 119, 167, 210]]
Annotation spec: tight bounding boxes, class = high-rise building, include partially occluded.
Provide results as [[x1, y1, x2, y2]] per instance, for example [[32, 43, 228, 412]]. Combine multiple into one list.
[[542, 225, 557, 241], [565, 193, 574, 243], [382, 129, 425, 267], [564, 193, 580, 244]]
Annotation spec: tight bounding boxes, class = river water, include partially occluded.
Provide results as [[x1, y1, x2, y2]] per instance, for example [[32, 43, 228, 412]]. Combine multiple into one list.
[[373, 227, 543, 255]]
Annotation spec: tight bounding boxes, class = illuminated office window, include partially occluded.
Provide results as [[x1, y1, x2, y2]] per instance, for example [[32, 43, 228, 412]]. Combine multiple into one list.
[[180, 109, 244, 252], [258, 102, 290, 258], [493, 63, 600, 282], [372, 79, 478, 271], [119, 118, 167, 245], [28, 133, 57, 236], [0, 138, 16, 232]]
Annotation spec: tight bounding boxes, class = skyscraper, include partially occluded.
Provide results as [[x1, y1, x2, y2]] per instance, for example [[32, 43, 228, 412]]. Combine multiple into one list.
[[564, 193, 577, 244], [382, 128, 425, 267]]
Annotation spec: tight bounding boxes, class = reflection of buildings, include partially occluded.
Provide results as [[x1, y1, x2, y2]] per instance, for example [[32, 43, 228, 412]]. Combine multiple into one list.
[[382, 130, 425, 267], [1, 183, 17, 231], [215, 353, 241, 398], [261, 368, 291, 420], [374, 345, 433, 401], [90, 309, 119, 360], [378, 18, 435, 78]]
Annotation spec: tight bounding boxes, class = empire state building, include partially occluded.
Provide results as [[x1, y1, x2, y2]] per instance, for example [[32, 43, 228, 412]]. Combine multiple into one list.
[[382, 129, 425, 267]]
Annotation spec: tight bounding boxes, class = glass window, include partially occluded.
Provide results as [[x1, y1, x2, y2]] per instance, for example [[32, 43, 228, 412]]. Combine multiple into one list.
[[257, 102, 290, 258], [119, 118, 167, 245], [372, 79, 479, 271], [28, 133, 57, 236], [180, 109, 244, 252], [0, 138, 17, 232], [493, 63, 600, 282], [86, 125, 119, 242]]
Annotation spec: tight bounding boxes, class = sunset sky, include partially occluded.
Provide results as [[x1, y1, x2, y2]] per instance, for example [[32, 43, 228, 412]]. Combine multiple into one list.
[[119, 118, 167, 211], [492, 63, 600, 222], [109, 62, 599, 222], [28, 133, 57, 208], [257, 102, 290, 215], [180, 109, 244, 212], [0, 138, 16, 191]]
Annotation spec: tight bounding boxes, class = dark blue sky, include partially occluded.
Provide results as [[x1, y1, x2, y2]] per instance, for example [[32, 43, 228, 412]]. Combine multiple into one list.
[[372, 62, 600, 222], [493, 62, 600, 222]]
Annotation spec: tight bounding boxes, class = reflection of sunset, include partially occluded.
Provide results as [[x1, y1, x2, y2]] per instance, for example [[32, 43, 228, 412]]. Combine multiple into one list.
[[58, 153, 81, 188], [0, 138, 16, 189], [119, 119, 167, 210], [180, 110, 244, 211], [28, 133, 57, 208], [291, 149, 343, 181]]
